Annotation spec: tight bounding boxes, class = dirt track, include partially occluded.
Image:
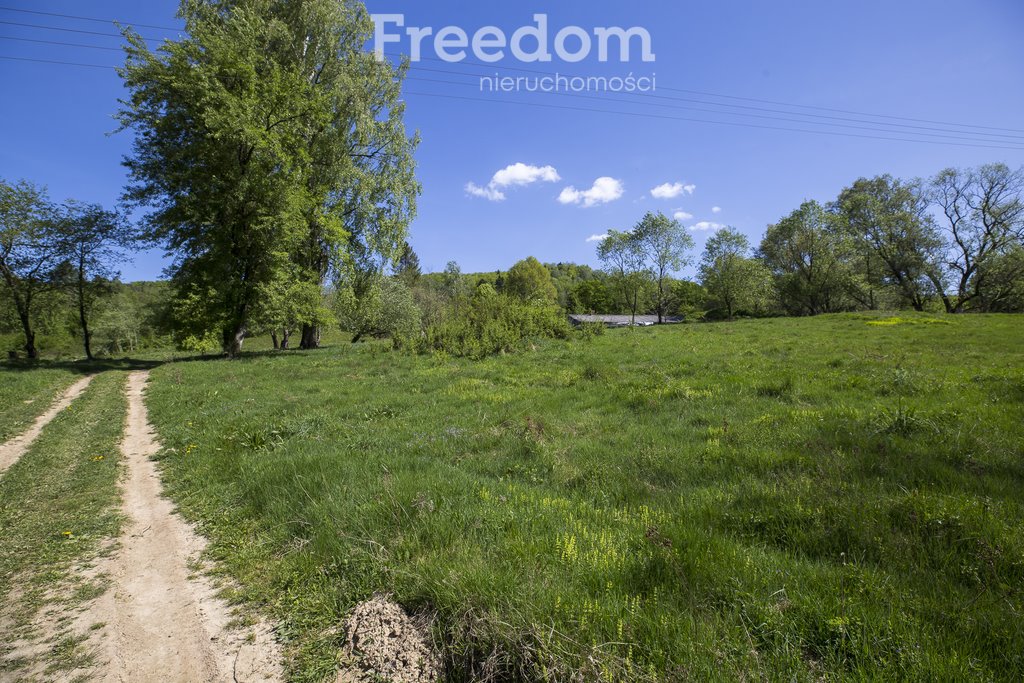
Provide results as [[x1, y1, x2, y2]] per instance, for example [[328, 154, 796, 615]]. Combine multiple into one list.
[[0, 374, 94, 475], [82, 371, 283, 682]]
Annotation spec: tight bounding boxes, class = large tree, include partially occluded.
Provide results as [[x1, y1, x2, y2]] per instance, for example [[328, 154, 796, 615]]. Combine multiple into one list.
[[698, 228, 770, 318], [836, 175, 942, 311], [760, 201, 855, 315], [0, 179, 65, 359], [118, 0, 418, 356], [928, 163, 1024, 313], [633, 211, 695, 323]]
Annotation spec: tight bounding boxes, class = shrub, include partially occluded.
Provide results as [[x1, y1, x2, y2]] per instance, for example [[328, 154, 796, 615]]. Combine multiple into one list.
[[415, 288, 570, 358]]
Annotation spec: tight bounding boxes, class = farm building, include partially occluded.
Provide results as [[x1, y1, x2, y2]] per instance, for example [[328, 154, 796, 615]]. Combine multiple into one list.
[[567, 314, 685, 327]]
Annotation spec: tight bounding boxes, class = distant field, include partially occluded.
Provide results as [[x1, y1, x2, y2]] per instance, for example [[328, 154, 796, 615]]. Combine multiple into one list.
[[143, 314, 1024, 681]]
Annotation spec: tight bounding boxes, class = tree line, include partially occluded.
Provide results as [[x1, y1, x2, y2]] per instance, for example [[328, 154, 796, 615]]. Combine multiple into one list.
[[563, 164, 1023, 320]]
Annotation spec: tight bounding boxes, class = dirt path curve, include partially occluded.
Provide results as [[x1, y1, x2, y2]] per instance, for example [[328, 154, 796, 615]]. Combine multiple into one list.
[[0, 374, 95, 476], [86, 371, 283, 682]]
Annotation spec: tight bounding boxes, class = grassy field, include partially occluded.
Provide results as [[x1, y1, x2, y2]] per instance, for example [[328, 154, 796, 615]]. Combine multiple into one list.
[[0, 371, 127, 677], [136, 314, 1024, 681]]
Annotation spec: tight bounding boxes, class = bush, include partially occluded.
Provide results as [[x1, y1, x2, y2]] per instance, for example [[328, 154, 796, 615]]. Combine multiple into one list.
[[413, 287, 570, 358]]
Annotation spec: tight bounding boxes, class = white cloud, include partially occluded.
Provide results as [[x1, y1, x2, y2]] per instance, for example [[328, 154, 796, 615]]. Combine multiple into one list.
[[465, 162, 560, 202], [465, 182, 505, 201], [711, 206, 722, 214], [558, 177, 625, 208], [673, 210, 693, 221], [585, 233, 609, 243], [651, 182, 696, 199], [492, 162, 561, 187], [690, 221, 724, 232]]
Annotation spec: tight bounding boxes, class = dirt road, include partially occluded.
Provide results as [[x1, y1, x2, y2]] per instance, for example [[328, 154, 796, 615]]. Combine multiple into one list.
[[83, 371, 283, 682]]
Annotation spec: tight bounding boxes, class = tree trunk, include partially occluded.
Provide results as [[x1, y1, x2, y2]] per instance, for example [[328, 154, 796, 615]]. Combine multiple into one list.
[[19, 315, 37, 359], [657, 276, 665, 324], [77, 262, 93, 360], [222, 321, 247, 357], [271, 331, 279, 350], [299, 324, 320, 350], [281, 329, 290, 349]]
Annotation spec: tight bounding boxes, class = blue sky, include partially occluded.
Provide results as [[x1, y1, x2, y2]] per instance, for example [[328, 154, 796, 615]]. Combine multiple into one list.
[[1, 1, 1023, 281]]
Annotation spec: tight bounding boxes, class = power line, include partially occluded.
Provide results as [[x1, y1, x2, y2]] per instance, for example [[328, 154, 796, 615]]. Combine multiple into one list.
[[400, 90, 1024, 152], [0, 54, 112, 69], [1, 5, 1019, 136], [0, 5, 180, 32], [1, 51, 1021, 150], [405, 64, 1024, 141], [402, 74, 1024, 146], [0, 19, 165, 42], [2, 31, 1016, 144], [384, 52, 1024, 136], [0, 35, 123, 52]]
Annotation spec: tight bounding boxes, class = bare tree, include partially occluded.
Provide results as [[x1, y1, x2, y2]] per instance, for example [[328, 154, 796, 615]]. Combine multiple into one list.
[[928, 163, 1024, 312]]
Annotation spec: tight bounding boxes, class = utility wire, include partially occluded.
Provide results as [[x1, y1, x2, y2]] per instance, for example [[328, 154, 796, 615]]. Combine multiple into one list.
[[1, 5, 1019, 135], [2, 31, 1018, 144], [2, 33, 1021, 150], [1, 51, 1021, 150], [383, 52, 1024, 135], [400, 90, 1024, 152], [0, 35, 123, 51], [0, 20, 166, 42], [402, 74, 1024, 146], [405, 63, 1024, 141], [0, 5, 180, 31]]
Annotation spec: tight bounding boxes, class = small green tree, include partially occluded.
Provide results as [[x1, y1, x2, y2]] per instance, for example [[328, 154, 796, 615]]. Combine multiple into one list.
[[336, 276, 420, 344], [0, 178, 65, 358], [59, 201, 129, 359], [699, 228, 771, 318], [394, 241, 422, 288], [633, 212, 695, 323], [505, 256, 558, 303], [597, 230, 650, 324]]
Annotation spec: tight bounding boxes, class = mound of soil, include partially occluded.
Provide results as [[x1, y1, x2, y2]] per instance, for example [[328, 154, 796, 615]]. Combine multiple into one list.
[[338, 596, 440, 683]]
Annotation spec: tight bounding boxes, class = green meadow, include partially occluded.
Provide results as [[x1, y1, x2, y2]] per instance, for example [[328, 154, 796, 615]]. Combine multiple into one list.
[[130, 313, 1024, 681]]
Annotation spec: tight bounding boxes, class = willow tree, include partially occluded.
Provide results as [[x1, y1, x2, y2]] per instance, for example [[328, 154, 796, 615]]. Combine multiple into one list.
[[118, 0, 418, 355]]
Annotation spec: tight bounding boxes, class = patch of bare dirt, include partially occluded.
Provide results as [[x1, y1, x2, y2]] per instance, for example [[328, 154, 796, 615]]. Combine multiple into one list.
[[337, 596, 440, 683], [0, 374, 94, 475]]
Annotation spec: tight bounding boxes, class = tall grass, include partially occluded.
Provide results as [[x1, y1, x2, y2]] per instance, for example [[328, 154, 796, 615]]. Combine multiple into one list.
[[144, 313, 1024, 681]]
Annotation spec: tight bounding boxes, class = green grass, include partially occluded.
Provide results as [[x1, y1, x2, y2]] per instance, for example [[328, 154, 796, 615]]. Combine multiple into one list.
[[0, 371, 127, 677], [141, 313, 1024, 681], [0, 364, 84, 442]]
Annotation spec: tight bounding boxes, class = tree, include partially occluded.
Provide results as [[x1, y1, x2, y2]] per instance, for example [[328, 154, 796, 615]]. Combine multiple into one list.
[[759, 201, 855, 315], [59, 202, 129, 359], [633, 212, 695, 323], [118, 0, 418, 356], [505, 256, 558, 303], [442, 261, 465, 303], [836, 176, 942, 311], [0, 179, 64, 359], [928, 163, 1024, 312], [336, 276, 420, 344], [569, 278, 615, 313], [597, 230, 649, 324], [698, 228, 771, 318], [394, 241, 422, 287]]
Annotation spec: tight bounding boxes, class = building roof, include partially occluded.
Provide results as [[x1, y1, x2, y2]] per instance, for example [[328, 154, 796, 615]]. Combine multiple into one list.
[[568, 314, 684, 326]]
